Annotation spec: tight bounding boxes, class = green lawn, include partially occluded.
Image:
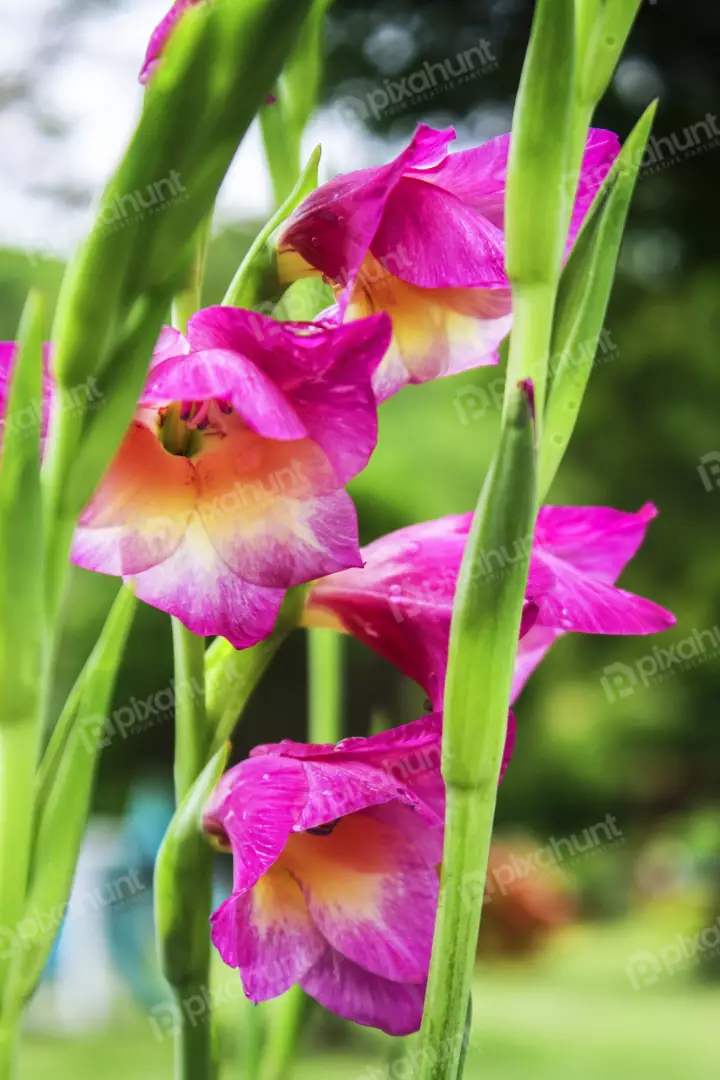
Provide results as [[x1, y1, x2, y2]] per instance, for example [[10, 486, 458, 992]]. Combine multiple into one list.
[[20, 922, 720, 1080]]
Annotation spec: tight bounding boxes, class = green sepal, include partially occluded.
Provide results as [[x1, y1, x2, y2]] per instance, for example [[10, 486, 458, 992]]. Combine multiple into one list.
[[417, 384, 537, 1080], [223, 146, 322, 310], [540, 102, 657, 498], [505, 0, 576, 285]]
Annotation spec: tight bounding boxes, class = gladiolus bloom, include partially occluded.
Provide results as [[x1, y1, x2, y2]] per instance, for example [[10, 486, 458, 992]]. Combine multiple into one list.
[[278, 124, 619, 400], [71, 308, 391, 648], [305, 504, 675, 708], [204, 714, 511, 1033]]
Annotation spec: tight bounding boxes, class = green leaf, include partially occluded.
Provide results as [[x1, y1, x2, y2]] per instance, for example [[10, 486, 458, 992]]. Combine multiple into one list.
[[272, 277, 333, 323], [0, 291, 44, 726], [540, 102, 657, 499], [205, 586, 307, 754], [154, 743, 230, 989], [0, 292, 45, 1007], [505, 0, 576, 286], [17, 586, 137, 1000], [583, 0, 644, 107], [261, 0, 330, 204], [223, 146, 322, 310], [417, 384, 537, 1080]]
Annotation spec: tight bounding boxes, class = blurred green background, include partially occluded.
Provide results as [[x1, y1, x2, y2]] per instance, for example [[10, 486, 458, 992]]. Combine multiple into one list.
[[1, 0, 719, 1076]]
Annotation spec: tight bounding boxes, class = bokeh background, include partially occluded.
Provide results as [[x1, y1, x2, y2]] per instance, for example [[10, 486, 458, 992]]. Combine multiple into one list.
[[2, 1, 719, 1077]]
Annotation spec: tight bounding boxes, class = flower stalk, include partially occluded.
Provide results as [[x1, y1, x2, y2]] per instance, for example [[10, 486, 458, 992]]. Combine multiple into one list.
[[416, 384, 537, 1080]]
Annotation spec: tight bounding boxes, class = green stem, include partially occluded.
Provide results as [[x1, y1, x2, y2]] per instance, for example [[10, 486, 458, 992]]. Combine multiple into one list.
[[0, 721, 41, 1011], [307, 628, 343, 744], [417, 790, 492, 1080], [173, 977, 213, 1080], [0, 1008, 20, 1080], [503, 282, 556, 441], [172, 620, 208, 804], [257, 986, 306, 1080], [172, 216, 212, 334], [170, 622, 211, 1080]]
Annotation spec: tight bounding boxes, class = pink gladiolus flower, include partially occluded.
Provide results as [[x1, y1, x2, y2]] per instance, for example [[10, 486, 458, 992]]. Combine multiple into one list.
[[204, 715, 511, 1033], [70, 308, 391, 649], [306, 504, 675, 708], [277, 124, 619, 400]]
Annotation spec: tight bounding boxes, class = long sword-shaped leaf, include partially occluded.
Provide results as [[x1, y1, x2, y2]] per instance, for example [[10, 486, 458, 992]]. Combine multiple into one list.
[[0, 293, 45, 1007], [417, 384, 537, 1080], [16, 586, 137, 1000], [540, 102, 657, 498]]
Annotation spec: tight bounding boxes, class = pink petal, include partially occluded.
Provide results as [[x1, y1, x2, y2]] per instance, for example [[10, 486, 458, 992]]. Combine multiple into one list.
[[533, 550, 677, 635], [284, 316, 390, 485], [301, 948, 425, 1035], [417, 128, 619, 255], [535, 503, 658, 582], [72, 423, 196, 576], [410, 132, 510, 226], [149, 325, 190, 369], [128, 516, 286, 649], [278, 124, 456, 311], [186, 307, 388, 484], [204, 755, 308, 893], [139, 0, 199, 84], [307, 514, 551, 705], [199, 483, 363, 590], [370, 176, 508, 289], [211, 870, 325, 1000], [0, 341, 54, 456], [282, 812, 438, 984], [141, 349, 308, 441], [568, 129, 622, 250], [295, 759, 429, 831], [346, 261, 510, 401], [511, 624, 562, 703], [531, 504, 676, 635]]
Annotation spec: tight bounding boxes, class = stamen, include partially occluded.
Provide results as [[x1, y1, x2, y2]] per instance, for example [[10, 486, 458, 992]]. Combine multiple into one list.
[[186, 401, 212, 430]]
